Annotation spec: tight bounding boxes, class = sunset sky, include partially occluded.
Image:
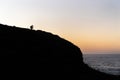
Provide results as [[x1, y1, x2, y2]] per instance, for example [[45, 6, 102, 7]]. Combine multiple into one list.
[[0, 0, 120, 54]]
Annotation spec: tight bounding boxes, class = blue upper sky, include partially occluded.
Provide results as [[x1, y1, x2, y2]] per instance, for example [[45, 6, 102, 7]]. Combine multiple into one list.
[[0, 0, 120, 54]]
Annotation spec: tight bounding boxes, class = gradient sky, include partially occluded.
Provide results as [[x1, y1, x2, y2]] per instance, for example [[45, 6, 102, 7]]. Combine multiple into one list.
[[0, 0, 120, 54]]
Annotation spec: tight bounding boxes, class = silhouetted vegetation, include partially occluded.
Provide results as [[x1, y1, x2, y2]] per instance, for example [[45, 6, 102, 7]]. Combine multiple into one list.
[[0, 23, 119, 80]]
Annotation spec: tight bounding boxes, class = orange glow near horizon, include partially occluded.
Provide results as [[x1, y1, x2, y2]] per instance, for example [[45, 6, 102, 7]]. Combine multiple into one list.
[[62, 33, 120, 54]]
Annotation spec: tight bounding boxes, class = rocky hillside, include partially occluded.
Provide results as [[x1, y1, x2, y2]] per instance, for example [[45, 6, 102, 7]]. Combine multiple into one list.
[[0, 24, 119, 80]]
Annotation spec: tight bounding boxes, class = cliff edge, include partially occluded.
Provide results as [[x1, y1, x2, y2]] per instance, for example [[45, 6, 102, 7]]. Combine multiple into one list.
[[0, 24, 119, 80]]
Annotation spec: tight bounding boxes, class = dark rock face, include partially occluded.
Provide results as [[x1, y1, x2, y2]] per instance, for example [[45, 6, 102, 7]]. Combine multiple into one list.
[[0, 24, 119, 80]]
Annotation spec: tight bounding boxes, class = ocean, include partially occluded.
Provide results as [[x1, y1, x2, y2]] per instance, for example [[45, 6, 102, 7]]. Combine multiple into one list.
[[83, 54, 120, 75]]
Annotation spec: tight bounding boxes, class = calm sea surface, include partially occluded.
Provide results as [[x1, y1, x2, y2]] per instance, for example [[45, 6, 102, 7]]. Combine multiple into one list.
[[83, 54, 120, 75]]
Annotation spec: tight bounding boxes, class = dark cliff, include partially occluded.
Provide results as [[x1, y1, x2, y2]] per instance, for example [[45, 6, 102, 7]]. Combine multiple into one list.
[[0, 24, 119, 80]]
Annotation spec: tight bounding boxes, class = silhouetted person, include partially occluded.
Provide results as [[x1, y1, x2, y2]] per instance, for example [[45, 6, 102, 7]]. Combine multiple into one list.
[[30, 25, 33, 30]]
